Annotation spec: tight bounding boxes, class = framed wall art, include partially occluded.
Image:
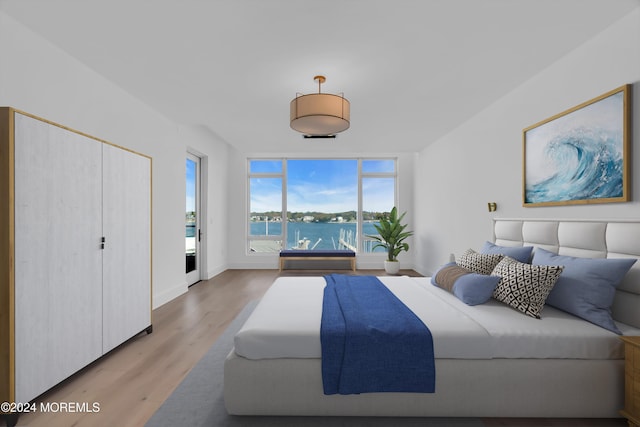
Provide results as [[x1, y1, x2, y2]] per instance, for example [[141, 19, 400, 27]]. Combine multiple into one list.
[[523, 84, 630, 207]]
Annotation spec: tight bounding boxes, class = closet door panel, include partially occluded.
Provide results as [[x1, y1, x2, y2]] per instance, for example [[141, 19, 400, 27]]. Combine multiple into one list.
[[102, 143, 151, 353], [13, 113, 103, 402]]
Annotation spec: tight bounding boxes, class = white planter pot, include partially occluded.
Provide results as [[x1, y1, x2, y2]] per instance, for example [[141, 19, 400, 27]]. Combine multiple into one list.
[[384, 260, 400, 275]]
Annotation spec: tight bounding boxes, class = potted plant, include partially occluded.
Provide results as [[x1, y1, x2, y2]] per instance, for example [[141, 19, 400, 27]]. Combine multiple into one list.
[[367, 206, 413, 275]]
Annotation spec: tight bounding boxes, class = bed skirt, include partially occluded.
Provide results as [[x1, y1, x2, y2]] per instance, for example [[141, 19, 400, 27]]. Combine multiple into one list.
[[224, 350, 624, 417]]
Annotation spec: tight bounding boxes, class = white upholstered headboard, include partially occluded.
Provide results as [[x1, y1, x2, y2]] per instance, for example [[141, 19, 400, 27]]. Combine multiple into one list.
[[492, 218, 640, 329]]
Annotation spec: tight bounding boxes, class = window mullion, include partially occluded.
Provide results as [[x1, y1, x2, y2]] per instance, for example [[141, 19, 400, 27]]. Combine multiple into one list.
[[357, 158, 363, 253], [282, 159, 287, 251]]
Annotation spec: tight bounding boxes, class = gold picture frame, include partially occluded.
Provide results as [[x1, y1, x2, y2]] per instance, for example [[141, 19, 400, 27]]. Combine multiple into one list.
[[523, 84, 631, 207]]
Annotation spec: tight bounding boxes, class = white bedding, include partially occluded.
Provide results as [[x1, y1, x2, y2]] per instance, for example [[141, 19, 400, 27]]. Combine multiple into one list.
[[234, 275, 637, 361]]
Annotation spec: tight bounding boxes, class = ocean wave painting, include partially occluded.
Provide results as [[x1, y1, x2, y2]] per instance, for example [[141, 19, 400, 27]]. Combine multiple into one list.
[[524, 86, 629, 206]]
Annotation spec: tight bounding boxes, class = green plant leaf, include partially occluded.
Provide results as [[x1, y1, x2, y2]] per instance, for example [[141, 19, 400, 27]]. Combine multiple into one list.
[[368, 206, 413, 261]]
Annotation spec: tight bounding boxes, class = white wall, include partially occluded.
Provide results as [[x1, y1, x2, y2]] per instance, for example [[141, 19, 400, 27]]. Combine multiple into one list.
[[0, 11, 230, 308], [226, 151, 417, 270], [414, 7, 640, 276]]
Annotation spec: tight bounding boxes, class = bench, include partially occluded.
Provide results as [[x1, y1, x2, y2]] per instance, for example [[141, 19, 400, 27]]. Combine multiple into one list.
[[279, 249, 356, 271]]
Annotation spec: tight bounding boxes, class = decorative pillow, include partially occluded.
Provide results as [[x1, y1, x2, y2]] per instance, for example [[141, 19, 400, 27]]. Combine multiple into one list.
[[491, 256, 563, 318], [431, 262, 501, 306], [532, 248, 637, 334], [457, 249, 504, 275], [481, 241, 533, 263]]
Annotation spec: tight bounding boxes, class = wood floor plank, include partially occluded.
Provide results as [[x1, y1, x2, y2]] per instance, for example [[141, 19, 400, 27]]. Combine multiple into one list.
[[7, 269, 626, 427]]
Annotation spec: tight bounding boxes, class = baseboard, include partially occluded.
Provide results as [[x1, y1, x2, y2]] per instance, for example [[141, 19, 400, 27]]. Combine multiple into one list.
[[206, 264, 227, 280], [227, 260, 279, 270], [153, 281, 188, 309]]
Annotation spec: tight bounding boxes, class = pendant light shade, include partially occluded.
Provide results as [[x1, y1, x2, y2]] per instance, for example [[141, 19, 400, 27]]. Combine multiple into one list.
[[290, 76, 350, 137]]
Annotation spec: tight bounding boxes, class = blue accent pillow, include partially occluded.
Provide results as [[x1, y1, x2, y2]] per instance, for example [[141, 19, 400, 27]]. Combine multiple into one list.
[[431, 262, 501, 306], [481, 241, 533, 263], [532, 248, 636, 334]]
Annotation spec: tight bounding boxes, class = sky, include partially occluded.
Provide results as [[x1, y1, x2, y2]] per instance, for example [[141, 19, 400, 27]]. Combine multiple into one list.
[[186, 158, 196, 212], [249, 159, 395, 214], [287, 159, 358, 212]]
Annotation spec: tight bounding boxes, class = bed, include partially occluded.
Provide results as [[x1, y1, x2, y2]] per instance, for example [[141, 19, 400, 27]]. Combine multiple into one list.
[[224, 219, 640, 417]]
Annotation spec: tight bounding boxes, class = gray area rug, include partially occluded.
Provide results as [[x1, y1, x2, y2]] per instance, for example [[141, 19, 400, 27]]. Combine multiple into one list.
[[145, 300, 485, 427]]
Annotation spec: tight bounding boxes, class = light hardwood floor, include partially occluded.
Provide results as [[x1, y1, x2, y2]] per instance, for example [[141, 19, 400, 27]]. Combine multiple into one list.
[[6, 269, 627, 427]]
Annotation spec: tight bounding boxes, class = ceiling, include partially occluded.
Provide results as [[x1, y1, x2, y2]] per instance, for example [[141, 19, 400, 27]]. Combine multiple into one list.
[[1, 0, 638, 154]]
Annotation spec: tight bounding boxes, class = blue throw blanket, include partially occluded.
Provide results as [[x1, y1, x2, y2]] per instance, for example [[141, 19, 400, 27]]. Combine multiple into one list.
[[321, 274, 435, 395]]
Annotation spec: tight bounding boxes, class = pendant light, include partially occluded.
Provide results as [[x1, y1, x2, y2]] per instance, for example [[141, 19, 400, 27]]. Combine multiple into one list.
[[290, 75, 350, 137]]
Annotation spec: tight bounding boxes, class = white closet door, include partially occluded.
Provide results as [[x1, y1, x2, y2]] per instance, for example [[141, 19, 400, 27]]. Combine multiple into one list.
[[13, 113, 103, 402], [102, 143, 151, 353]]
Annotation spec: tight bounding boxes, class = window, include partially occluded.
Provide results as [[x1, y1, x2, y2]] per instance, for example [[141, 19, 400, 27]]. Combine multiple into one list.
[[248, 158, 396, 254], [248, 160, 284, 252], [361, 160, 396, 253]]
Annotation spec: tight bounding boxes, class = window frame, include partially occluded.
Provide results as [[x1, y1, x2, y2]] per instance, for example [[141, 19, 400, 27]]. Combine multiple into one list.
[[247, 157, 397, 255], [359, 160, 398, 255], [247, 159, 286, 254]]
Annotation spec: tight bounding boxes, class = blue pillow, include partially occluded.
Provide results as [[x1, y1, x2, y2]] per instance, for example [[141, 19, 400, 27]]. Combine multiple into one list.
[[532, 248, 636, 334], [431, 262, 501, 306], [481, 241, 533, 263]]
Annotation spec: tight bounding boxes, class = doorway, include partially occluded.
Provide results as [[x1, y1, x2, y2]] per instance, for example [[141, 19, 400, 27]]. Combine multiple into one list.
[[186, 153, 201, 285]]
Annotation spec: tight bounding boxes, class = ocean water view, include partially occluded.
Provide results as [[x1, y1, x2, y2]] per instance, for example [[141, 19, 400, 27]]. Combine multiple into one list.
[[249, 221, 384, 252], [186, 220, 386, 253]]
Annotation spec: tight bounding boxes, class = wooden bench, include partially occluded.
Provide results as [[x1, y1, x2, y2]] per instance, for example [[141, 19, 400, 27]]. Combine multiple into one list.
[[279, 249, 356, 271]]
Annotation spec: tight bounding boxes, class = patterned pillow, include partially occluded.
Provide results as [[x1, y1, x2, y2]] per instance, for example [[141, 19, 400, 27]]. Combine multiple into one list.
[[457, 249, 504, 275], [491, 257, 563, 318]]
